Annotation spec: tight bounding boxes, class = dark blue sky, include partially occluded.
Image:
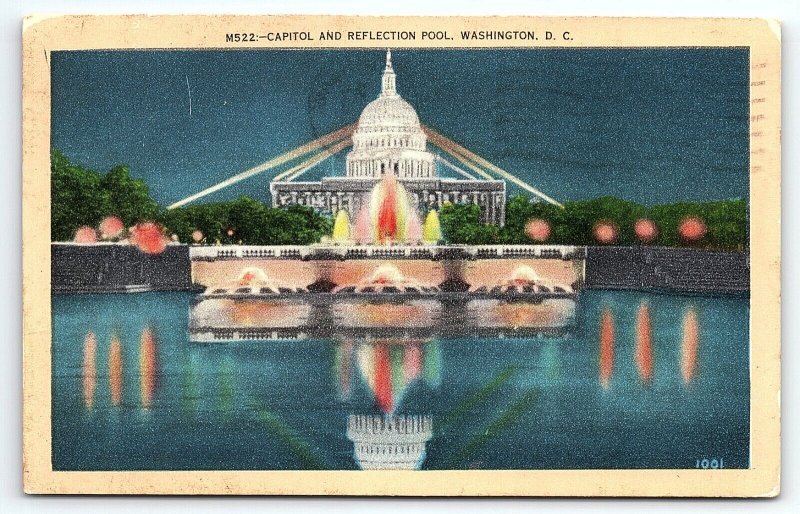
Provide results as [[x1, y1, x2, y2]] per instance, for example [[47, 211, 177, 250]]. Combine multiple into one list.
[[51, 48, 749, 206]]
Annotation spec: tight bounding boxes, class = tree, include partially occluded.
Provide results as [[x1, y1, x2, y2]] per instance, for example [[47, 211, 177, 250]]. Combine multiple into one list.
[[440, 203, 499, 244], [51, 150, 111, 241], [100, 165, 160, 226], [51, 151, 166, 241], [560, 196, 646, 246], [501, 195, 562, 244], [159, 197, 333, 245]]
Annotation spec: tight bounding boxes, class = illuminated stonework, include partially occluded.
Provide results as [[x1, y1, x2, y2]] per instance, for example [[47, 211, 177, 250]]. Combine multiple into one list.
[[346, 49, 436, 180], [346, 414, 433, 470], [271, 50, 506, 225]]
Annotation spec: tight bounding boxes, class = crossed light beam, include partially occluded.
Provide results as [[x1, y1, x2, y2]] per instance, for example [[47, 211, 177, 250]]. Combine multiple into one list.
[[422, 125, 564, 208], [166, 123, 356, 209], [167, 122, 563, 209]]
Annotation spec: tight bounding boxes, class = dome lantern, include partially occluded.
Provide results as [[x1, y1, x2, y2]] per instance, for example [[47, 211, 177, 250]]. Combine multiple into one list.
[[381, 49, 397, 97], [346, 50, 437, 180]]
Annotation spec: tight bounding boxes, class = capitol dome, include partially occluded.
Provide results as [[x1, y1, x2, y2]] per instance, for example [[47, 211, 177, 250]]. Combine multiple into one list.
[[346, 414, 433, 470], [357, 96, 422, 132], [346, 50, 437, 179]]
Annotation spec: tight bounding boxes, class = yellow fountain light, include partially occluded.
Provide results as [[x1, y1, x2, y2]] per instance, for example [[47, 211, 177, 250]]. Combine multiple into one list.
[[422, 210, 442, 244], [332, 209, 352, 243]]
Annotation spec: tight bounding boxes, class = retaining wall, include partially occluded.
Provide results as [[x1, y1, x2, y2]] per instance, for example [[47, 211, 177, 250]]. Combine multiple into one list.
[[584, 246, 749, 295], [51, 243, 193, 294]]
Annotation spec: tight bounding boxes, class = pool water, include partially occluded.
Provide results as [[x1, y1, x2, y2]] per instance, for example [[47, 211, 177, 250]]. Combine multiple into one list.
[[51, 290, 749, 470]]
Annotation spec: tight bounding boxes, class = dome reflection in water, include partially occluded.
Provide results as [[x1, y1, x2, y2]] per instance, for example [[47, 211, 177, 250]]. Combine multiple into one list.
[[52, 290, 748, 471]]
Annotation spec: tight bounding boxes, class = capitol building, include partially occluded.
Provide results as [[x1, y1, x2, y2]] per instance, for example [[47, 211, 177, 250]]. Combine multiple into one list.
[[270, 50, 507, 225]]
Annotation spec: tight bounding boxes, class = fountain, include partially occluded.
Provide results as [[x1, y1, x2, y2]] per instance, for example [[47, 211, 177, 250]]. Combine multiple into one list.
[[332, 210, 351, 243], [422, 210, 442, 244], [348, 173, 428, 245]]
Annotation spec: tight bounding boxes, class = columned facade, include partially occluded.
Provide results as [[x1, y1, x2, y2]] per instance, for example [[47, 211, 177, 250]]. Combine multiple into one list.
[[346, 414, 433, 470], [271, 50, 507, 226]]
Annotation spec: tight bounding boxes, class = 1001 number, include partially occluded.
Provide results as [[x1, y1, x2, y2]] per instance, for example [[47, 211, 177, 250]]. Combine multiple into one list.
[[695, 458, 724, 469]]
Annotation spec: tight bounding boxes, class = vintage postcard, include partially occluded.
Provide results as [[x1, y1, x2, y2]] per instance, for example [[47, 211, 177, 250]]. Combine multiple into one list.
[[22, 15, 780, 496]]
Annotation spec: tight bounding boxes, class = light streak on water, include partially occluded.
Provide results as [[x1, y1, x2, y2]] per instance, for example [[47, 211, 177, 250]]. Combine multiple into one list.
[[635, 301, 654, 384], [82, 331, 97, 410], [139, 326, 157, 409], [108, 333, 123, 407], [681, 307, 700, 384], [599, 307, 615, 389]]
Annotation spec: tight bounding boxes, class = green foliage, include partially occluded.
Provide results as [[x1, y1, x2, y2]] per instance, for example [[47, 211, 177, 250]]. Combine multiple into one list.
[[52, 151, 333, 244], [440, 203, 499, 245], [52, 151, 161, 240], [161, 197, 332, 245], [51, 150, 748, 250], [51, 150, 111, 241], [558, 196, 647, 246], [100, 165, 160, 226], [441, 193, 748, 250]]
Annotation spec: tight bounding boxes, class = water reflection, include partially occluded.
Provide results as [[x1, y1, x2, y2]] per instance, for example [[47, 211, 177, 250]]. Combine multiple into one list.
[[108, 333, 123, 407], [599, 307, 614, 389], [681, 307, 700, 384], [635, 301, 654, 384], [351, 339, 431, 414], [346, 414, 433, 470], [139, 326, 157, 409], [58, 291, 735, 471], [82, 331, 97, 410], [335, 339, 354, 401]]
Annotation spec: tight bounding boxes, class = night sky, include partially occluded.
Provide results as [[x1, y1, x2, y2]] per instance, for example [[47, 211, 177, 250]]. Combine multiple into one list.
[[50, 48, 749, 207]]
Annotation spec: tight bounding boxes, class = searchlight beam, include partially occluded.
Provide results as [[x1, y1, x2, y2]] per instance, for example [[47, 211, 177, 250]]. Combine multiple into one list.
[[435, 155, 478, 181], [426, 134, 495, 180], [423, 125, 564, 208], [275, 139, 353, 182], [431, 141, 496, 181], [167, 123, 356, 209]]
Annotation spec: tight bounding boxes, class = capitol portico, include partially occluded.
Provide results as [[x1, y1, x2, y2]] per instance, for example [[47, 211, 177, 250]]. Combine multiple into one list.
[[270, 50, 507, 225]]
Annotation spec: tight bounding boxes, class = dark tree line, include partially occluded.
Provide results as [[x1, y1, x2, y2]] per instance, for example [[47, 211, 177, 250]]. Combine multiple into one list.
[[440, 195, 748, 250], [51, 151, 331, 244], [51, 150, 160, 241], [161, 197, 332, 245], [51, 151, 747, 250]]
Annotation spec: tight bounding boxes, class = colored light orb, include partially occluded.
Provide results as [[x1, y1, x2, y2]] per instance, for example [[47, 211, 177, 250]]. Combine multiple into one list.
[[191, 230, 204, 243], [131, 222, 167, 254], [226, 227, 236, 238], [593, 222, 618, 244], [525, 219, 551, 242], [634, 218, 658, 242], [679, 216, 707, 242], [99, 216, 125, 239], [73, 226, 98, 243]]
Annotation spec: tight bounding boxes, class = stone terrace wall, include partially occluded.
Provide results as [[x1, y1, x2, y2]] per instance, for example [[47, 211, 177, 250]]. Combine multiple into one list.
[[584, 246, 749, 295], [52, 243, 193, 294]]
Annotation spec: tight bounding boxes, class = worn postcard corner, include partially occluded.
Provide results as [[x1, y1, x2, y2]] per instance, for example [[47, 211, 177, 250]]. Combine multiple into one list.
[[22, 14, 780, 497]]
